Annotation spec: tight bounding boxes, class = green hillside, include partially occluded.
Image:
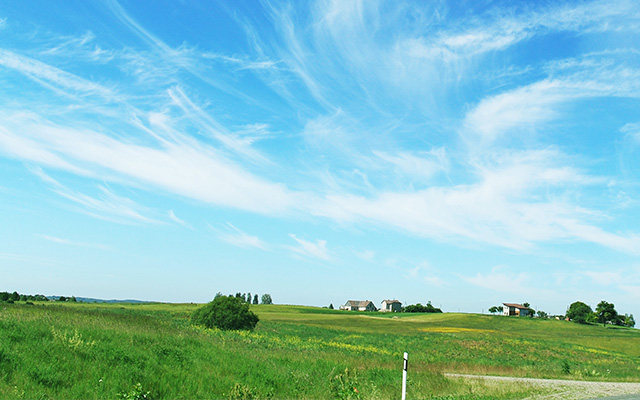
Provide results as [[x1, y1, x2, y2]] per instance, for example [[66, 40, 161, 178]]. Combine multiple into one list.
[[0, 302, 638, 399]]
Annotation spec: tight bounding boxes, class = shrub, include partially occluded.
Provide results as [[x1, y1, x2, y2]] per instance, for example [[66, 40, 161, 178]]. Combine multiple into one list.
[[118, 383, 151, 400], [228, 383, 256, 400], [330, 367, 361, 400], [566, 301, 592, 324], [192, 296, 259, 330]]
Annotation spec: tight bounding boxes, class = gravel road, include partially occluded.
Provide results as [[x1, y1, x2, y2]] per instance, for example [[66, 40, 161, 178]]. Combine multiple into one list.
[[446, 373, 640, 400]]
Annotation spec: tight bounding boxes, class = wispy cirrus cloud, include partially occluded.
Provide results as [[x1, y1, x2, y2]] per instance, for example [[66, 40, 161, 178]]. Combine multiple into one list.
[[216, 223, 269, 251], [29, 166, 160, 225], [464, 64, 640, 144], [0, 111, 296, 215], [310, 147, 640, 254], [36, 234, 111, 250], [168, 210, 191, 229], [0, 49, 117, 100], [287, 234, 331, 261]]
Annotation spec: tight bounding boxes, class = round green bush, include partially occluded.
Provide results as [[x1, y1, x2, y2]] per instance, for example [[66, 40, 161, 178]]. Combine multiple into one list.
[[192, 296, 259, 330]]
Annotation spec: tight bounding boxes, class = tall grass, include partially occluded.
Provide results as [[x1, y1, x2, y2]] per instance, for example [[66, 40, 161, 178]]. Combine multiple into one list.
[[0, 302, 638, 399]]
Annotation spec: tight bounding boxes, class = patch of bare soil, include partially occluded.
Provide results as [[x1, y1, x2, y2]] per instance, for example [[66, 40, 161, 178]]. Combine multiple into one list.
[[445, 373, 640, 400]]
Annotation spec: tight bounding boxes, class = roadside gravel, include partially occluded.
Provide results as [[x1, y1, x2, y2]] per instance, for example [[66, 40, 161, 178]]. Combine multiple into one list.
[[446, 373, 640, 400]]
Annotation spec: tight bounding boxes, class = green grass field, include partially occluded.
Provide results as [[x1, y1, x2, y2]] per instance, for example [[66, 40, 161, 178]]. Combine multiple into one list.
[[0, 301, 638, 399]]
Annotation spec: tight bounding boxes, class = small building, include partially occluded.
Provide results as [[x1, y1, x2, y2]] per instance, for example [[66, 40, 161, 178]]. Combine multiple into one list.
[[380, 299, 402, 312], [340, 300, 378, 312], [502, 303, 530, 317]]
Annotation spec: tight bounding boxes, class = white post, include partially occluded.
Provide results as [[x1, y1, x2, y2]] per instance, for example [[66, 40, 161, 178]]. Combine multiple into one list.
[[401, 352, 408, 400]]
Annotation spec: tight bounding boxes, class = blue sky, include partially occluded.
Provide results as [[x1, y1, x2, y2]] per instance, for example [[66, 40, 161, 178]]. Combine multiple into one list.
[[2, 0, 640, 317]]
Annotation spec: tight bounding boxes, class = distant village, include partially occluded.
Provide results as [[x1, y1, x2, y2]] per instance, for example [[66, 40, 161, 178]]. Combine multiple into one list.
[[338, 300, 534, 316]]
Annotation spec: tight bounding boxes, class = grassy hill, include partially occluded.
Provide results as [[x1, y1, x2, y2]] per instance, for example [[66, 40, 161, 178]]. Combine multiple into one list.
[[0, 302, 638, 399]]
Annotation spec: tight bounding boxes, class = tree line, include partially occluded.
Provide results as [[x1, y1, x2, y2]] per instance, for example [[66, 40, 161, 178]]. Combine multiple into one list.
[[0, 291, 55, 303], [403, 301, 443, 313], [566, 300, 635, 327], [214, 292, 273, 305]]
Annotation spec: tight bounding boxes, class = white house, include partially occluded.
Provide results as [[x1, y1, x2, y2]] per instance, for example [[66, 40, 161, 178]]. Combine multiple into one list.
[[380, 299, 402, 312], [502, 303, 531, 317], [340, 300, 378, 312]]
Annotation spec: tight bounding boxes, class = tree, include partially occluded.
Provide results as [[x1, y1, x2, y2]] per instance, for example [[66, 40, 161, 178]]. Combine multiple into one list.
[[566, 301, 592, 324], [596, 301, 618, 327], [488, 306, 501, 314], [58, 296, 67, 302], [523, 302, 530, 308], [624, 314, 635, 328], [261, 294, 273, 305], [329, 303, 334, 309], [247, 293, 251, 304], [191, 296, 259, 331], [10, 292, 20, 302], [253, 294, 259, 304], [403, 302, 442, 313], [536, 310, 548, 318]]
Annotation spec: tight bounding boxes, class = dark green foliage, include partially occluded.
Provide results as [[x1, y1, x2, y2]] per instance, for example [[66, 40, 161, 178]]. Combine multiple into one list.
[[0, 291, 49, 303], [403, 301, 442, 313], [624, 314, 635, 328], [192, 296, 259, 330], [253, 294, 259, 305], [566, 301, 593, 324], [329, 303, 334, 310], [561, 360, 571, 375], [596, 301, 618, 327], [261, 294, 273, 305], [488, 306, 501, 314]]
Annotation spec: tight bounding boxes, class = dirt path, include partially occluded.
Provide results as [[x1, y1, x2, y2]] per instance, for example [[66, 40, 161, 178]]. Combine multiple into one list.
[[445, 373, 640, 400]]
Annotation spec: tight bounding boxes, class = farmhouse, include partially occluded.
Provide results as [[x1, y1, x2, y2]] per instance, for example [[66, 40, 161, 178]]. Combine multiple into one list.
[[340, 300, 378, 312], [380, 299, 402, 312], [502, 303, 531, 317]]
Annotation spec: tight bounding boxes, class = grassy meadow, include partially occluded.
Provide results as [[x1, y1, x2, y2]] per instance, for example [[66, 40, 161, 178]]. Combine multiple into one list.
[[0, 301, 639, 399]]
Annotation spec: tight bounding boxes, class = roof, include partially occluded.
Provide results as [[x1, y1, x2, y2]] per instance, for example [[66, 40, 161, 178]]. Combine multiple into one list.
[[502, 303, 529, 309], [345, 300, 374, 307], [382, 299, 402, 304]]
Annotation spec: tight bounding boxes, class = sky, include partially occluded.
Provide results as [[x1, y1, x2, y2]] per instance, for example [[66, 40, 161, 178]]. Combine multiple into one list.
[[1, 0, 640, 317]]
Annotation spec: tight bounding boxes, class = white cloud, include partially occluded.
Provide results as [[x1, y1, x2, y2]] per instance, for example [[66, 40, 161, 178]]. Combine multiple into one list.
[[309, 147, 640, 254], [463, 65, 640, 143], [0, 49, 116, 99], [168, 210, 191, 228], [459, 266, 535, 297], [217, 223, 269, 251], [30, 167, 160, 225], [373, 148, 449, 181], [621, 122, 640, 144], [582, 270, 622, 286], [0, 112, 296, 215], [287, 234, 331, 261], [36, 234, 111, 250], [353, 249, 375, 262]]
